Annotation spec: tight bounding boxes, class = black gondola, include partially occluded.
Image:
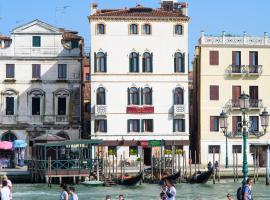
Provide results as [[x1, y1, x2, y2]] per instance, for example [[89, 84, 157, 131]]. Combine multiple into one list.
[[162, 171, 181, 181], [189, 168, 213, 184], [118, 173, 142, 186]]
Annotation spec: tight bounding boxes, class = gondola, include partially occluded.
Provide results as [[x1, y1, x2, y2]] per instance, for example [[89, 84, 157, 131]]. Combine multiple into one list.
[[118, 173, 142, 186], [162, 171, 181, 181], [189, 168, 213, 184]]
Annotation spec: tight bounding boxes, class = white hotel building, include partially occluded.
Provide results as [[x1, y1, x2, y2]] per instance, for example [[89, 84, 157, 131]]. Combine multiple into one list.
[[89, 0, 190, 164], [0, 20, 82, 156]]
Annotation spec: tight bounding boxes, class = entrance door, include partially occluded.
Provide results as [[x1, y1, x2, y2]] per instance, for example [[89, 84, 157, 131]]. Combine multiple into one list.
[[232, 86, 241, 107], [143, 148, 152, 166]]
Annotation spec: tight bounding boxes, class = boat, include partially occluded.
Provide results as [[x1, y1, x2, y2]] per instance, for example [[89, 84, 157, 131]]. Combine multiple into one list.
[[162, 171, 181, 181], [189, 168, 213, 184], [81, 180, 104, 186], [118, 173, 142, 186]]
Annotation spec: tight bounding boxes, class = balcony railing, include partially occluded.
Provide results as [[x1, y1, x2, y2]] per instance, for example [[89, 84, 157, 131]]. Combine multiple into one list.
[[174, 104, 185, 116], [227, 65, 245, 75], [229, 130, 266, 138], [247, 65, 262, 75], [55, 115, 69, 123], [227, 65, 263, 76], [230, 99, 263, 109], [95, 105, 107, 116]]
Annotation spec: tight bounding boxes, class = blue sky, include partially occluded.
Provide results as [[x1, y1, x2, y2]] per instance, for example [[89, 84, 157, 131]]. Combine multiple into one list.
[[0, 0, 269, 60]]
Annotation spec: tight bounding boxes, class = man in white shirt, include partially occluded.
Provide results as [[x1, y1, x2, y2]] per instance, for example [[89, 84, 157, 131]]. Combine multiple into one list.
[[164, 179, 176, 200], [1, 180, 11, 200]]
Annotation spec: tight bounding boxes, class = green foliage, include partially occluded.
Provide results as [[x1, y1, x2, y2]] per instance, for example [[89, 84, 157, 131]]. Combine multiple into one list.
[[130, 149, 138, 156]]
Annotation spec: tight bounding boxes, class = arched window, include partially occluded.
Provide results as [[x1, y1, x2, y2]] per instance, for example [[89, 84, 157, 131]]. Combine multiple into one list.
[[129, 52, 139, 72], [174, 87, 184, 105], [28, 89, 45, 116], [130, 24, 138, 35], [174, 24, 183, 35], [94, 52, 107, 72], [128, 87, 140, 105], [174, 52, 185, 73], [97, 24, 105, 34], [1, 132, 17, 142], [2, 89, 18, 116], [142, 52, 153, 72], [54, 89, 70, 117], [142, 87, 152, 105], [143, 24, 151, 35], [96, 87, 106, 105]]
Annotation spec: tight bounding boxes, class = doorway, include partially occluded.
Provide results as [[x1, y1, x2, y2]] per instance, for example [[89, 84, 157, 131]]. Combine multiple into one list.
[[143, 148, 152, 166]]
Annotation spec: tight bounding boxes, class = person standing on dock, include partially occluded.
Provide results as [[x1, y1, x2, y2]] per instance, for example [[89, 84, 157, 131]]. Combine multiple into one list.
[[69, 187, 78, 200], [242, 178, 253, 200], [59, 183, 69, 200], [0, 180, 11, 200]]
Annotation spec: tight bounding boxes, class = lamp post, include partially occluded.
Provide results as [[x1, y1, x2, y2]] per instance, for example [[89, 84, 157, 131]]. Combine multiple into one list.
[[219, 110, 229, 168]]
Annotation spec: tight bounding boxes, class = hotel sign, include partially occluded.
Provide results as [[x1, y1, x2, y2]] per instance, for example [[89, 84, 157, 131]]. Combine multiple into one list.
[[127, 106, 154, 114]]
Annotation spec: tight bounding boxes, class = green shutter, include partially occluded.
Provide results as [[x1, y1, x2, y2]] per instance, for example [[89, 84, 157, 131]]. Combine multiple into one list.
[[33, 36, 41, 47]]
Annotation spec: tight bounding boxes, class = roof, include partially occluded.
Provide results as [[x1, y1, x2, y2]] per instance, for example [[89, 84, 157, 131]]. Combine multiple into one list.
[[89, 5, 189, 21], [33, 134, 66, 142], [34, 139, 103, 147], [0, 35, 12, 41]]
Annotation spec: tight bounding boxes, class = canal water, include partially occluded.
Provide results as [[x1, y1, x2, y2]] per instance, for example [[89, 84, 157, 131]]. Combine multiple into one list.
[[13, 180, 270, 200]]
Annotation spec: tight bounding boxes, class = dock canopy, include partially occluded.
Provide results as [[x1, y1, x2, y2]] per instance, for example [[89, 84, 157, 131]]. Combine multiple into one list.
[[33, 134, 66, 143], [33, 139, 103, 147], [13, 140, 27, 148]]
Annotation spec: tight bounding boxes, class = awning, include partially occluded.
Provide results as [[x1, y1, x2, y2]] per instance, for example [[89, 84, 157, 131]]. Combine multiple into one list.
[[165, 140, 190, 146], [13, 140, 27, 148], [0, 141, 13, 150]]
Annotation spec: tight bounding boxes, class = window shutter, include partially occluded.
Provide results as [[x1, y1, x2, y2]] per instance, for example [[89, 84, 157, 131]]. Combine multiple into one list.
[[151, 119, 154, 132], [182, 119, 185, 132], [94, 53, 97, 72], [141, 88, 143, 105], [127, 88, 130, 105], [141, 119, 144, 132], [173, 120, 176, 132], [210, 86, 219, 100], [104, 53, 107, 72], [174, 55, 177, 72], [104, 120, 107, 132], [150, 88, 153, 105], [232, 116, 237, 132], [232, 51, 236, 66], [150, 53, 153, 72], [142, 55, 146, 72], [181, 53, 185, 72], [137, 88, 140, 105], [210, 116, 214, 131], [136, 54, 139, 72], [210, 51, 219, 65], [127, 120, 130, 132], [94, 120, 97, 132]]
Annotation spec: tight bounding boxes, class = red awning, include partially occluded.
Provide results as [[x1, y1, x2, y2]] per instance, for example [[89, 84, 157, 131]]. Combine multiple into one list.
[[140, 141, 149, 148]]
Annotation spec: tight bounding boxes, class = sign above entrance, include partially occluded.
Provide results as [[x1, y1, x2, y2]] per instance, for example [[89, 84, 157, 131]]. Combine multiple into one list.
[[140, 140, 163, 147], [127, 106, 154, 114]]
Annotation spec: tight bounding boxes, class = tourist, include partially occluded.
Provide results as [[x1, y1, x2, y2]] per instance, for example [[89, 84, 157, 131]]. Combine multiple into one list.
[[164, 179, 176, 200], [242, 178, 253, 200], [2, 175, 12, 199], [60, 183, 69, 200], [105, 195, 111, 200], [207, 161, 213, 171], [69, 187, 79, 200], [118, 194, 124, 200], [0, 180, 11, 200], [227, 193, 233, 200]]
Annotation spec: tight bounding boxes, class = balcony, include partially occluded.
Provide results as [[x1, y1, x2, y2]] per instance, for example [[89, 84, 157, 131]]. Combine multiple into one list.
[[227, 65, 245, 76], [173, 104, 185, 116], [95, 105, 107, 116], [229, 130, 266, 138], [55, 115, 69, 123], [126, 105, 154, 114], [247, 65, 262, 76], [230, 99, 263, 110]]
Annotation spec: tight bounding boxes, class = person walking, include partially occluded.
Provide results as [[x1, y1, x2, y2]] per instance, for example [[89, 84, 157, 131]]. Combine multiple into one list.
[[0, 180, 11, 200], [69, 187, 78, 200], [242, 178, 253, 200], [59, 183, 69, 200]]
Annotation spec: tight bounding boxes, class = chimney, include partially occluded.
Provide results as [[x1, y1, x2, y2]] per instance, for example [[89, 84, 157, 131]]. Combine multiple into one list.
[[90, 3, 98, 15], [180, 2, 188, 16]]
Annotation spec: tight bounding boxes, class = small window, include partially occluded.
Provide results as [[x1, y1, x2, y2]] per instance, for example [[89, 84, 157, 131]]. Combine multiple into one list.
[[128, 87, 140, 105], [174, 25, 183, 35], [129, 146, 138, 156], [141, 119, 153, 132], [58, 97, 66, 115], [71, 40, 79, 49], [210, 85, 219, 100], [232, 51, 241, 66], [129, 52, 139, 72], [95, 119, 107, 133], [174, 87, 184, 105], [232, 145, 242, 154], [130, 24, 138, 35], [208, 145, 220, 154], [142, 87, 152, 105], [58, 64, 67, 79], [85, 73, 90, 81], [174, 52, 185, 73], [32, 97, 41, 115], [143, 24, 151, 35], [250, 116, 259, 133], [249, 51, 258, 66], [210, 116, 219, 132], [173, 119, 185, 132], [142, 52, 153, 72], [96, 87, 106, 105], [32, 64, 41, 79], [128, 119, 140, 132], [6, 97, 14, 115], [108, 146, 117, 156], [6, 64, 15, 78], [32, 36, 41, 47], [94, 52, 107, 72], [209, 51, 219, 65], [97, 24, 105, 34]]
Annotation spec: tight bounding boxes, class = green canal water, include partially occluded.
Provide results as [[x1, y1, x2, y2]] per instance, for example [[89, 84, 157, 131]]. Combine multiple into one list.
[[12, 180, 270, 200]]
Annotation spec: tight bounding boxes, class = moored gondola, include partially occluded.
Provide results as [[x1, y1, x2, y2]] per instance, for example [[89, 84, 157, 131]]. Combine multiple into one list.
[[162, 171, 181, 181], [118, 173, 142, 186], [189, 168, 213, 184]]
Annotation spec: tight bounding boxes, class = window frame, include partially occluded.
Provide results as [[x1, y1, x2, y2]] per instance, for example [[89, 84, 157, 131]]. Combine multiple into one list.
[[95, 52, 107, 73], [174, 87, 184, 105], [209, 85, 219, 100], [32, 96, 41, 116], [210, 116, 219, 132], [141, 119, 154, 132], [142, 24, 151, 35], [129, 24, 139, 35], [6, 97, 15, 116], [6, 64, 15, 79], [97, 23, 105, 35], [208, 145, 220, 154], [142, 87, 152, 105], [127, 119, 140, 133], [129, 52, 140, 73], [95, 119, 107, 133], [232, 145, 242, 154], [32, 36, 41, 47], [174, 24, 183, 35], [142, 52, 153, 73], [96, 87, 106, 105], [128, 87, 140, 105], [58, 64, 67, 79], [57, 97, 67, 115], [174, 52, 185, 73], [32, 64, 41, 79], [173, 119, 185, 132], [209, 51, 219, 66]]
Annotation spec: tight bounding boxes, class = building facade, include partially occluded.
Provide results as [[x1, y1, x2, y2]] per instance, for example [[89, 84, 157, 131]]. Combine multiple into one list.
[[0, 20, 83, 158], [89, 1, 190, 164], [193, 31, 270, 166]]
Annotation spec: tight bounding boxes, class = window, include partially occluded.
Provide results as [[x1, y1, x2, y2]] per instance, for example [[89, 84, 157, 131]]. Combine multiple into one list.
[[32, 64, 41, 79], [210, 116, 219, 132], [6, 64, 15, 78], [58, 64, 67, 79], [127, 119, 140, 132], [85, 73, 90, 81], [174, 52, 185, 73], [71, 41, 79, 49], [249, 51, 258, 66], [1, 132, 17, 142], [57, 97, 66, 115], [84, 102, 91, 112], [94, 52, 107, 72], [142, 52, 153, 72], [232, 51, 241, 66], [208, 145, 220, 154], [142, 87, 152, 105], [32, 36, 41, 47], [250, 116, 259, 133], [32, 97, 41, 115], [129, 146, 138, 156], [174, 25, 183, 35], [130, 24, 138, 35], [6, 97, 14, 115], [108, 146, 116, 156], [143, 24, 151, 35], [173, 119, 185, 132], [174, 87, 184, 105], [97, 24, 105, 34], [232, 116, 242, 133], [129, 52, 139, 72], [128, 87, 140, 105], [210, 85, 219, 100], [232, 86, 241, 107], [95, 119, 107, 132], [141, 119, 153, 132], [96, 87, 106, 105], [209, 51, 219, 65], [232, 145, 242, 153]]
